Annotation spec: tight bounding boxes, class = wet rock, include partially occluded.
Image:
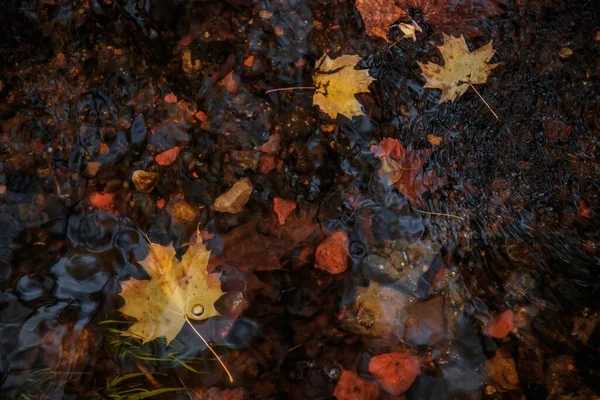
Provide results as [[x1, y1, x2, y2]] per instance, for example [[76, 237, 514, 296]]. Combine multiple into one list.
[[322, 361, 342, 382], [368, 351, 420, 394], [485, 347, 520, 392], [155, 146, 180, 166], [216, 291, 249, 318], [230, 149, 259, 171], [517, 332, 547, 398], [333, 370, 379, 400], [546, 355, 582, 397], [273, 197, 296, 225], [486, 310, 514, 339], [362, 239, 442, 298], [340, 282, 410, 338], [571, 313, 599, 344], [315, 231, 349, 275], [167, 199, 198, 223], [403, 295, 445, 346], [131, 170, 158, 192], [83, 161, 102, 177], [130, 114, 147, 146], [362, 254, 404, 284], [212, 177, 253, 214], [148, 120, 190, 150]]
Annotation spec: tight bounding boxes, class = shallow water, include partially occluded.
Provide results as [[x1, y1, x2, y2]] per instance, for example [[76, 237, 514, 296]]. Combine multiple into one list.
[[0, 0, 599, 399]]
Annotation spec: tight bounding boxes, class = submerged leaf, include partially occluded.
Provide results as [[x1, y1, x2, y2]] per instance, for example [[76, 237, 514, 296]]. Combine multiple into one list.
[[398, 0, 503, 37], [418, 34, 499, 103], [377, 143, 446, 202], [355, 0, 403, 40], [312, 54, 376, 119], [119, 236, 225, 344]]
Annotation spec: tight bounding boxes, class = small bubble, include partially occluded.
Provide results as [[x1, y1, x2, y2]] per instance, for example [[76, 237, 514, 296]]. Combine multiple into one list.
[[192, 304, 205, 317]]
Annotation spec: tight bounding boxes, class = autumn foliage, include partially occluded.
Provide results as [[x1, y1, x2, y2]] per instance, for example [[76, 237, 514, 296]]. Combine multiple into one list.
[[376, 138, 445, 202]]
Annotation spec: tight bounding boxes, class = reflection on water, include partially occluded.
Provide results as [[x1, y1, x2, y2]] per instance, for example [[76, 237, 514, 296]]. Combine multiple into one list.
[[0, 0, 599, 398]]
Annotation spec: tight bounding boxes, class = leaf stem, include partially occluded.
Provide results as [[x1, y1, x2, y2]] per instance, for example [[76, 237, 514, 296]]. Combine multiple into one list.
[[265, 86, 316, 94], [467, 81, 499, 120], [184, 316, 234, 383], [411, 205, 464, 220]]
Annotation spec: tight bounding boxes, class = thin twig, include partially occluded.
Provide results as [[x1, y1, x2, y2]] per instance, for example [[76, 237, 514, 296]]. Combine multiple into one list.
[[467, 81, 499, 120], [185, 317, 234, 383], [265, 86, 316, 94], [388, 38, 402, 49], [136, 361, 160, 387], [411, 205, 464, 220]]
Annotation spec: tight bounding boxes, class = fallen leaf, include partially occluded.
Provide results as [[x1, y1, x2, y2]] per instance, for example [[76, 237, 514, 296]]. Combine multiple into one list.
[[156, 146, 181, 166], [312, 54, 376, 119], [418, 34, 499, 103], [132, 170, 158, 192], [398, 21, 422, 41], [378, 144, 445, 202], [369, 352, 420, 394], [209, 220, 289, 273], [355, 0, 403, 40], [192, 387, 246, 400], [119, 236, 224, 344], [315, 231, 349, 274], [334, 370, 379, 400], [210, 206, 320, 273], [213, 177, 253, 214], [273, 197, 296, 225], [375, 137, 404, 160], [397, 0, 503, 37], [486, 309, 514, 339]]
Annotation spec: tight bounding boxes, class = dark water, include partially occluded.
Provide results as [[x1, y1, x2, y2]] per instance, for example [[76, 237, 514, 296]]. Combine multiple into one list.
[[0, 0, 599, 399]]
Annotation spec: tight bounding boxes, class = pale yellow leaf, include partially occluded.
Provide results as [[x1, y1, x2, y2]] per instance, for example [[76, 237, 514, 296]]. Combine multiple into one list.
[[398, 21, 422, 41], [312, 54, 376, 119], [418, 34, 500, 103], [119, 237, 224, 344]]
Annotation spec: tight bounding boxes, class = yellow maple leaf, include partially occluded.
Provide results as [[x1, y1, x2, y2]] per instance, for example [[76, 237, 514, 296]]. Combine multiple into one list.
[[418, 34, 500, 103], [119, 236, 224, 344], [312, 54, 376, 119]]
